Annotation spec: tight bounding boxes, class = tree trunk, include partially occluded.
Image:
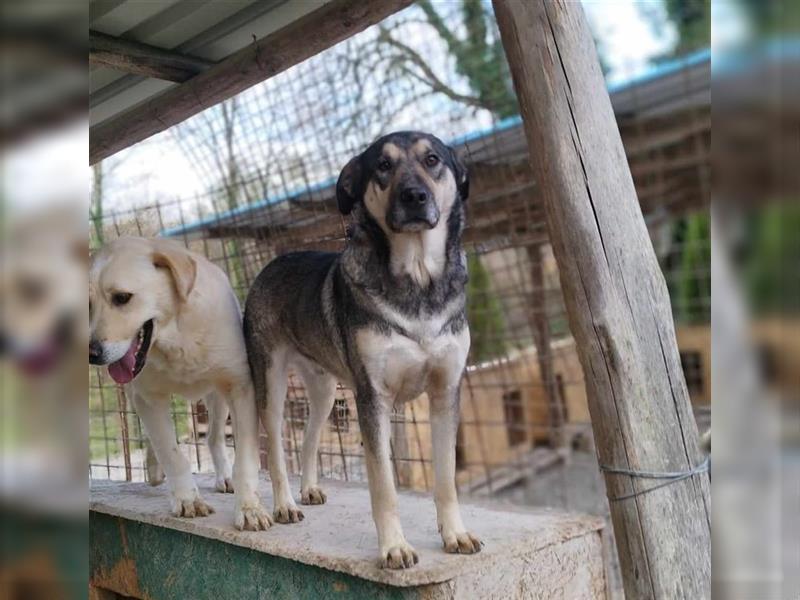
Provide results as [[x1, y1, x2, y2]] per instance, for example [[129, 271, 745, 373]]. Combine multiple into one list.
[[493, 1, 710, 598]]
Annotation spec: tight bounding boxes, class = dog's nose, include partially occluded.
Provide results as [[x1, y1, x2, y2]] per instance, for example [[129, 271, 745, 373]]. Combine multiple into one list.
[[89, 340, 103, 365], [401, 187, 429, 205]]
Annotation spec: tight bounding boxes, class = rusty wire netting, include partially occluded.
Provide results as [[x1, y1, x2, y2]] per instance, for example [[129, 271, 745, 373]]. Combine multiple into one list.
[[89, 2, 711, 543]]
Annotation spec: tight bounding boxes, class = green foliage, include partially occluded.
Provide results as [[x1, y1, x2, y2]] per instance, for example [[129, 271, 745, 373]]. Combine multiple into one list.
[[662, 213, 710, 324], [744, 204, 800, 314], [417, 0, 518, 118], [90, 367, 191, 464], [639, 0, 710, 59], [663, 204, 799, 325], [677, 212, 711, 323], [466, 254, 507, 362], [738, 0, 800, 36], [373, 0, 612, 119], [664, 0, 711, 55]]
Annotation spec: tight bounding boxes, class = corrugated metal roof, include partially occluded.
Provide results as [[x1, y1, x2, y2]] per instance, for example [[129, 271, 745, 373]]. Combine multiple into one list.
[[2, 2, 85, 144], [89, 0, 332, 127]]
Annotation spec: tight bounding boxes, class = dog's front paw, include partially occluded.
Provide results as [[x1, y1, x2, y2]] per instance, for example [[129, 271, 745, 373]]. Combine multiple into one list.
[[381, 542, 419, 569], [441, 528, 482, 554], [273, 503, 304, 524], [215, 476, 235, 494], [170, 495, 214, 518], [300, 486, 326, 505], [234, 502, 273, 531]]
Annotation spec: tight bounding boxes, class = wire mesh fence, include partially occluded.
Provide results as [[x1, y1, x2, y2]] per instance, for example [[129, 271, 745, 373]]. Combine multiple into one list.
[[88, 3, 711, 550]]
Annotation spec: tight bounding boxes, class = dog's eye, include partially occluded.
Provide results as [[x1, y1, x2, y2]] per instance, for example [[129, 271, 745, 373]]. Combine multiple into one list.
[[111, 292, 133, 307], [424, 154, 440, 167], [377, 158, 391, 172]]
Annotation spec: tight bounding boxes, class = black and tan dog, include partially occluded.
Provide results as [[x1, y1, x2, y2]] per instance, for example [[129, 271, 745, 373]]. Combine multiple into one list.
[[244, 131, 481, 568]]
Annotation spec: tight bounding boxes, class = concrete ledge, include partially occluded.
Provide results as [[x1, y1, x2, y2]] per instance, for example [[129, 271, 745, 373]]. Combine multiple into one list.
[[90, 473, 606, 599]]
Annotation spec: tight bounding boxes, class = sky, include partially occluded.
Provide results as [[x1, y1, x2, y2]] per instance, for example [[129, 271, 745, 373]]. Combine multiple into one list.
[[3, 119, 88, 215], [583, 1, 676, 85]]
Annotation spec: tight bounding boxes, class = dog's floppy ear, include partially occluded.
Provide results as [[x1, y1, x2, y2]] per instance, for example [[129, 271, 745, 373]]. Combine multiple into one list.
[[151, 240, 197, 302], [448, 147, 469, 201], [336, 156, 362, 215]]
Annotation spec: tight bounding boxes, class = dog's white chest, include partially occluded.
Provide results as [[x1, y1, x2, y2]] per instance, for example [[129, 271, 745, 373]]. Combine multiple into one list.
[[137, 336, 215, 399], [356, 325, 469, 404]]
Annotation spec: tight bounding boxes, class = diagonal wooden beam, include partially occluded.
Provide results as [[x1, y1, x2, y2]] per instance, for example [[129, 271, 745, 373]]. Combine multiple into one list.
[[90, 30, 215, 83], [89, 0, 414, 165]]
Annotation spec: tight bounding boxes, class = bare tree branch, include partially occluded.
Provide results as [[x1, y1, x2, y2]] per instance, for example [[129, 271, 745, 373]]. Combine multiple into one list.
[[376, 28, 484, 109]]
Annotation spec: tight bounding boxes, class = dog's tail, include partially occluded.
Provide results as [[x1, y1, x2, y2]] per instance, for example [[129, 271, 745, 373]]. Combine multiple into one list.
[[242, 307, 268, 416]]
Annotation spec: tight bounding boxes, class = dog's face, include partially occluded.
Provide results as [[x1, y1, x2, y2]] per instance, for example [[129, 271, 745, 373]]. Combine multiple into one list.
[[89, 237, 196, 384], [1, 240, 85, 377], [336, 131, 468, 233]]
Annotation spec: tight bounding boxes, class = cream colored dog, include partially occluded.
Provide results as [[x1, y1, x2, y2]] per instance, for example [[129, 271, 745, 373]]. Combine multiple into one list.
[[89, 236, 271, 530]]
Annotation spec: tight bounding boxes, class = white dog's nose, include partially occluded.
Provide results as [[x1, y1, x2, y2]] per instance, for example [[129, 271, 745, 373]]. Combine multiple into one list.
[[89, 339, 103, 365]]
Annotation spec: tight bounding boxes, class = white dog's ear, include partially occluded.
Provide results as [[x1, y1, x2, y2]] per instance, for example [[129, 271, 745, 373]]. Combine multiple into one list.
[[151, 240, 197, 302]]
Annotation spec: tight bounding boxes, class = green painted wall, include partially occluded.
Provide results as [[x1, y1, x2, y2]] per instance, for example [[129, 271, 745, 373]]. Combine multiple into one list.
[[1, 508, 87, 600], [90, 512, 441, 600]]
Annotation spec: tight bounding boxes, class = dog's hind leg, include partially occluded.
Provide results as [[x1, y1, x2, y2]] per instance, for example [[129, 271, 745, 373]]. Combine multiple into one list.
[[258, 347, 304, 524], [357, 388, 418, 569], [204, 392, 233, 493], [132, 391, 214, 518], [294, 360, 336, 505]]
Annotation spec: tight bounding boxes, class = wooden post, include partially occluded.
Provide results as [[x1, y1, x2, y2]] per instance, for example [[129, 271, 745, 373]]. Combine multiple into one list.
[[493, 2, 710, 598], [527, 243, 566, 450]]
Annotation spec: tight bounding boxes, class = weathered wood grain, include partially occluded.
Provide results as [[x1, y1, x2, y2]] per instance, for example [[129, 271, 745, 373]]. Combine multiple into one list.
[[90, 0, 414, 164], [492, 1, 711, 598], [90, 30, 215, 83]]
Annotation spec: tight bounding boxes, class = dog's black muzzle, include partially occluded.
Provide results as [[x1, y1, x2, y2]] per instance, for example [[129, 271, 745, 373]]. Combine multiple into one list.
[[388, 183, 439, 232]]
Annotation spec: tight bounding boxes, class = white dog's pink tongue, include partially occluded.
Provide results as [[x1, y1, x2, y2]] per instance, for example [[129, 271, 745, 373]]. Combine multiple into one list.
[[108, 339, 137, 384]]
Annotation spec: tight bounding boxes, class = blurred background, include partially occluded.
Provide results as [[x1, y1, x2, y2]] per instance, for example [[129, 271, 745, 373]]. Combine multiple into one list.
[[1, 1, 798, 598], [1, 1, 87, 599]]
